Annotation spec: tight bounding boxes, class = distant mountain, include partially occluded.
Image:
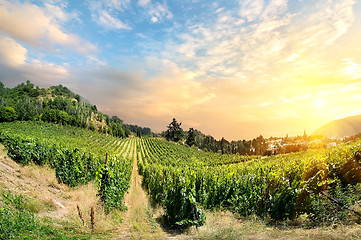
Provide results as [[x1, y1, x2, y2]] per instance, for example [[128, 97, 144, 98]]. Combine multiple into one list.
[[312, 114, 361, 138]]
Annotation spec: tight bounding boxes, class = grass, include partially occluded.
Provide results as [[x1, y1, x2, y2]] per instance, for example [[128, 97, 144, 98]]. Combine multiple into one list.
[[192, 210, 361, 240], [0, 189, 92, 240]]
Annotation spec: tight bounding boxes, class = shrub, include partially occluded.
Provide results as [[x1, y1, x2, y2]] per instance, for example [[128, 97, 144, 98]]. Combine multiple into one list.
[[0, 106, 17, 122]]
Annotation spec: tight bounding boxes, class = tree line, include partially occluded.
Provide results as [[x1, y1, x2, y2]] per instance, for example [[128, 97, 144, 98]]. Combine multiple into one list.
[[162, 118, 268, 155]]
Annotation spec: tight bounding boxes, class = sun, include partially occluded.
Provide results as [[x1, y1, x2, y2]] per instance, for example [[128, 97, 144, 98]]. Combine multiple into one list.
[[315, 99, 324, 108]]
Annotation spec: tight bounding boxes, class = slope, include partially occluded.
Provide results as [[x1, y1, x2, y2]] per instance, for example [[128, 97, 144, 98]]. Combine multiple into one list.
[[313, 114, 361, 138]]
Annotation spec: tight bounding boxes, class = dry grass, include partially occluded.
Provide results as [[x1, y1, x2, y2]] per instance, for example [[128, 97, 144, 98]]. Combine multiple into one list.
[[193, 210, 361, 240], [0, 143, 128, 236], [110, 141, 169, 239]]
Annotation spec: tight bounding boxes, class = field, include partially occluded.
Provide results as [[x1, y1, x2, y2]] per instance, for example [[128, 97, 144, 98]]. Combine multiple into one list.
[[0, 121, 361, 239], [138, 137, 361, 226]]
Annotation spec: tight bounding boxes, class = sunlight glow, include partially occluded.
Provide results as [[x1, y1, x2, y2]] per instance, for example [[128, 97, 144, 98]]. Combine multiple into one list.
[[315, 99, 324, 108]]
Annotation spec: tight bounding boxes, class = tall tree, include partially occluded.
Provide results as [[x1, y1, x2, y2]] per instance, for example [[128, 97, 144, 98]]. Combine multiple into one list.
[[186, 128, 196, 146], [165, 118, 183, 142]]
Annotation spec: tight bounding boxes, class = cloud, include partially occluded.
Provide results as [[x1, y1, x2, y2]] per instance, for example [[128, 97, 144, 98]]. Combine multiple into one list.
[[0, 35, 27, 66], [88, 0, 131, 30], [0, 0, 359, 140], [341, 58, 361, 79], [43, 2, 79, 23], [97, 9, 130, 29], [156, 0, 356, 89], [64, 58, 215, 131], [142, 1, 173, 23], [239, 0, 264, 22], [138, 0, 150, 7], [0, 34, 68, 87], [0, 0, 96, 54]]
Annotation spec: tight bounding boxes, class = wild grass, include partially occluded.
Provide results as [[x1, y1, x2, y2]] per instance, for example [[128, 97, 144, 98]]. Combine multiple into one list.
[[0, 189, 90, 240]]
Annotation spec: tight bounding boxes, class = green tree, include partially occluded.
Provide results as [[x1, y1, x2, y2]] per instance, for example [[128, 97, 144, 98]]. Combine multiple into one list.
[[165, 118, 183, 142], [0, 106, 17, 122], [58, 110, 70, 124], [186, 128, 196, 146]]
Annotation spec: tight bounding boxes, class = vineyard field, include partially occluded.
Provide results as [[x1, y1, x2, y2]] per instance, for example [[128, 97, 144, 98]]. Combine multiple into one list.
[[0, 121, 133, 211], [0, 121, 361, 230], [137, 137, 361, 226]]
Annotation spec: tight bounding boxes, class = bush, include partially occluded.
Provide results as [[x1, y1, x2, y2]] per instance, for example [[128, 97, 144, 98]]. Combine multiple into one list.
[[0, 107, 17, 122], [307, 181, 361, 225]]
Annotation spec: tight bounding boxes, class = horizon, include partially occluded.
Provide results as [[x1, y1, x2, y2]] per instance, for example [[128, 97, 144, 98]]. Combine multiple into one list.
[[1, 0, 361, 140]]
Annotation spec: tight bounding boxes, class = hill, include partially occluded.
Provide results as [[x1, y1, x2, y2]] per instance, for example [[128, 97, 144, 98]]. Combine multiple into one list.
[[312, 114, 361, 138], [0, 80, 153, 137]]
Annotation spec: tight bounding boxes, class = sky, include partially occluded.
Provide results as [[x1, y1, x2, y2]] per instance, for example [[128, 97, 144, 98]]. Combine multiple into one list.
[[0, 0, 361, 140]]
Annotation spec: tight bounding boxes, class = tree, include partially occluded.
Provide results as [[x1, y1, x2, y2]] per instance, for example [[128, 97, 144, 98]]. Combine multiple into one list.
[[186, 128, 196, 146], [110, 115, 123, 124], [251, 135, 268, 155], [219, 137, 229, 154], [0, 106, 17, 122], [165, 118, 183, 142]]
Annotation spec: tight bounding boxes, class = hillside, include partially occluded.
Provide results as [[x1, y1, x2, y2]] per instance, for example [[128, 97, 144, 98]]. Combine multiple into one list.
[[312, 114, 361, 138], [0, 81, 153, 137]]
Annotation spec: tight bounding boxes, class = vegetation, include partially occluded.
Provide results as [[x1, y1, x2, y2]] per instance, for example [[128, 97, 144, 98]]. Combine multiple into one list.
[[0, 82, 360, 237], [0, 81, 153, 138], [138, 137, 361, 227], [164, 118, 184, 142], [0, 121, 133, 211], [0, 189, 90, 239], [0, 106, 17, 122]]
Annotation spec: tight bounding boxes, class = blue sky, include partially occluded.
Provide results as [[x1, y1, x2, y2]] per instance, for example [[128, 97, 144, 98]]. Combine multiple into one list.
[[0, 0, 361, 139]]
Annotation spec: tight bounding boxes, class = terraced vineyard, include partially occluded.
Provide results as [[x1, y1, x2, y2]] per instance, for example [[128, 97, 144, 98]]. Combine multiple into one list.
[[138, 137, 361, 226]]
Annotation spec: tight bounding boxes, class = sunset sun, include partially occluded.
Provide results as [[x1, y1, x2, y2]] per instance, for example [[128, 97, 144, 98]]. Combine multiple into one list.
[[315, 99, 325, 108]]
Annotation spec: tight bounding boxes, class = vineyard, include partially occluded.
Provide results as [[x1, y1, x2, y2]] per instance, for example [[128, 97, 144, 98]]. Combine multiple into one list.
[[1, 121, 361, 232], [137, 137, 361, 227], [0, 121, 134, 211]]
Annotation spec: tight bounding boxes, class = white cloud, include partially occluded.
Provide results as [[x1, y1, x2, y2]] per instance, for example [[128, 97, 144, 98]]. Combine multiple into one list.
[[0, 0, 96, 54], [0, 34, 68, 87], [43, 2, 79, 23], [341, 58, 361, 79], [144, 2, 173, 23], [0, 35, 27, 66], [138, 0, 150, 7], [88, 0, 130, 30], [239, 0, 264, 22], [151, 16, 158, 23], [98, 9, 130, 30]]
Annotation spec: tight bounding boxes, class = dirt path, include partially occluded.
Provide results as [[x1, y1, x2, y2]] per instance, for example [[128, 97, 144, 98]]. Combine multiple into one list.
[[119, 139, 173, 239]]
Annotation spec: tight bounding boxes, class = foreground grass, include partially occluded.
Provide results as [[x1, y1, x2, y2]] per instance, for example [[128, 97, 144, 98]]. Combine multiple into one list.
[[1, 179, 361, 240], [0, 189, 92, 240], [194, 210, 361, 240]]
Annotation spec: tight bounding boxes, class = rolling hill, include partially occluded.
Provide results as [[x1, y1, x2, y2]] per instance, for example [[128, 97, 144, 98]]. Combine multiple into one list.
[[312, 114, 361, 138]]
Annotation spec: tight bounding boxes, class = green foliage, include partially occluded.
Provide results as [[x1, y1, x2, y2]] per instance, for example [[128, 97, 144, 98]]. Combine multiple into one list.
[[165, 118, 184, 142], [97, 157, 132, 212], [0, 121, 133, 210], [307, 182, 361, 225], [186, 128, 196, 146], [0, 106, 17, 122], [138, 137, 361, 226], [0, 190, 89, 239], [0, 81, 143, 138]]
